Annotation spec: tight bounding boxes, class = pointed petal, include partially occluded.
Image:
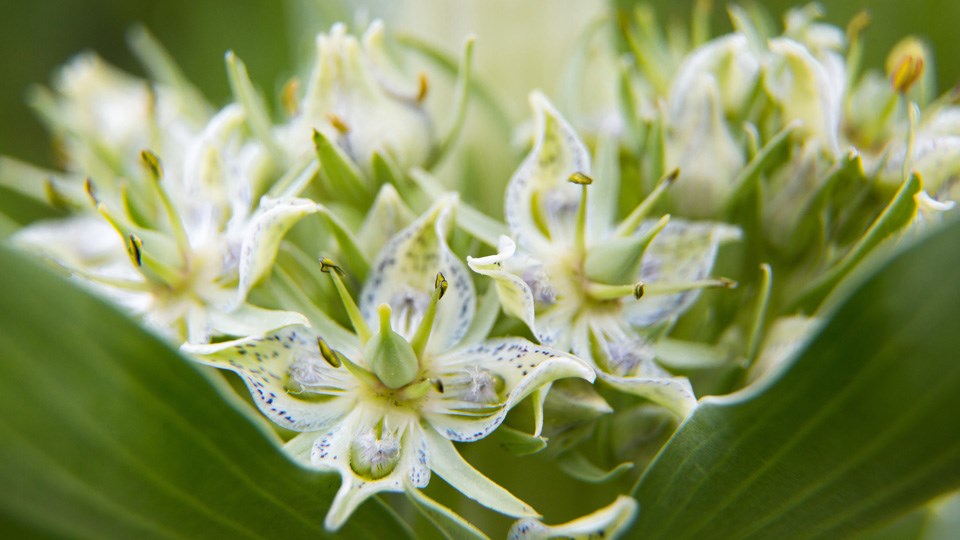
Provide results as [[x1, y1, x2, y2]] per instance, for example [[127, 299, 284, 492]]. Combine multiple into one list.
[[360, 196, 475, 350], [575, 321, 696, 418], [181, 325, 357, 431], [13, 216, 124, 267], [467, 235, 538, 337], [358, 183, 415, 260], [424, 338, 593, 442], [306, 409, 429, 531], [236, 197, 320, 303], [766, 38, 844, 156], [508, 496, 638, 540], [599, 370, 696, 417], [422, 426, 539, 518], [206, 302, 309, 339], [506, 92, 591, 251], [405, 487, 490, 540], [624, 219, 740, 328]]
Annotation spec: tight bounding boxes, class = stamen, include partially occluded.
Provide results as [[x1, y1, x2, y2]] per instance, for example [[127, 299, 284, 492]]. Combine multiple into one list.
[[43, 179, 69, 210], [614, 168, 678, 237], [585, 281, 646, 301], [327, 114, 350, 134], [410, 272, 447, 358], [416, 72, 429, 103], [320, 257, 372, 343], [281, 77, 300, 117], [84, 177, 98, 205], [316, 337, 342, 368], [125, 233, 143, 268], [318, 336, 381, 387], [569, 172, 593, 255], [644, 277, 737, 295], [141, 150, 190, 260], [433, 378, 445, 393]]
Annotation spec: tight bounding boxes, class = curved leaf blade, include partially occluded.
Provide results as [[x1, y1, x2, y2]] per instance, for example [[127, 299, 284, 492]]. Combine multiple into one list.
[[0, 244, 412, 539], [632, 216, 960, 539]]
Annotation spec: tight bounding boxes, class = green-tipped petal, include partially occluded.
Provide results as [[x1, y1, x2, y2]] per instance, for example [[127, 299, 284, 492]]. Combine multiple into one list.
[[360, 196, 475, 351], [423, 338, 594, 442], [506, 91, 592, 252], [236, 197, 320, 303], [423, 426, 539, 518]]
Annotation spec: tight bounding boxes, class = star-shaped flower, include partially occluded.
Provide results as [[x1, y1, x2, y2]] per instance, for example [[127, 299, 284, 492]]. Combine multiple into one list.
[[468, 93, 739, 417], [183, 198, 593, 530], [16, 92, 313, 343]]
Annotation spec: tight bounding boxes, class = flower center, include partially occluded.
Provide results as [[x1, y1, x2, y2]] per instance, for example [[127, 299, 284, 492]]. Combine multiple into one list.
[[349, 426, 401, 480]]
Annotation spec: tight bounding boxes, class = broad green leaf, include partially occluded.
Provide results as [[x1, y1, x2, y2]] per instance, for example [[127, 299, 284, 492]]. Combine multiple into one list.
[[0, 244, 413, 539], [630, 216, 960, 539]]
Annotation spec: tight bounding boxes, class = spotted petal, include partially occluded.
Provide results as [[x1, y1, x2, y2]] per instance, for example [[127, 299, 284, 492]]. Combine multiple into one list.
[[466, 235, 538, 337], [360, 196, 475, 352], [625, 219, 740, 328], [506, 92, 591, 252], [236, 196, 320, 304], [508, 496, 638, 540], [573, 319, 697, 418], [423, 338, 594, 442], [182, 325, 357, 431]]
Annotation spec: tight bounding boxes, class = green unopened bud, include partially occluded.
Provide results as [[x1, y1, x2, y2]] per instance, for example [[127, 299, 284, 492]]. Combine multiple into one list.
[[365, 303, 420, 389]]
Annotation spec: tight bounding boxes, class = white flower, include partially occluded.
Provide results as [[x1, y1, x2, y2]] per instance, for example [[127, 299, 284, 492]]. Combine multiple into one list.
[[30, 52, 206, 190], [15, 98, 310, 343], [468, 93, 739, 417], [277, 21, 434, 174], [183, 198, 593, 530]]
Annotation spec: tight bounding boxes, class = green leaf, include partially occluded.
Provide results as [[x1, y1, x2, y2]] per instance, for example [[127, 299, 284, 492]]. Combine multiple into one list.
[[0, 244, 413, 539], [630, 216, 960, 539]]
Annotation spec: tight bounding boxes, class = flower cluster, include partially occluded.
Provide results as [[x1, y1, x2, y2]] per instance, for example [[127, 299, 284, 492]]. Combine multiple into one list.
[[4, 4, 958, 539]]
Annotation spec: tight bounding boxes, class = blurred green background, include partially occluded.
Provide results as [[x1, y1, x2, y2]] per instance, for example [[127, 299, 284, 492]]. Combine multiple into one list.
[[2, 0, 958, 168]]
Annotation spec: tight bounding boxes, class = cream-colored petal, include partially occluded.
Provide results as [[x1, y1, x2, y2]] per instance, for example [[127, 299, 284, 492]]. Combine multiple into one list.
[[467, 235, 538, 337], [508, 496, 638, 540], [182, 325, 357, 431], [506, 91, 591, 251], [423, 426, 539, 518], [236, 196, 320, 303], [360, 196, 475, 351], [423, 338, 593, 442], [624, 219, 740, 328]]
